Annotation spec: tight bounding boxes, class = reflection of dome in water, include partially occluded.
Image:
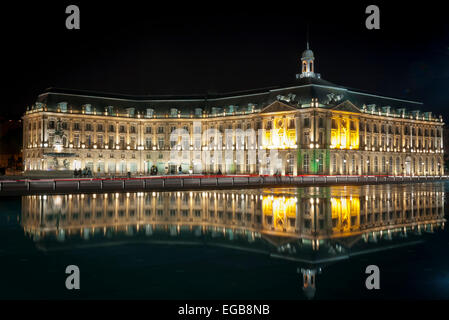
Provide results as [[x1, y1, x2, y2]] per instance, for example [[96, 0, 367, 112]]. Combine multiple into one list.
[[303, 286, 316, 300], [300, 268, 317, 300]]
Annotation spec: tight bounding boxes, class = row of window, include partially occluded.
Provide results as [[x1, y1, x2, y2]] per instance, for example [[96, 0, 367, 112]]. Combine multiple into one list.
[[39, 121, 265, 134], [28, 117, 443, 138]]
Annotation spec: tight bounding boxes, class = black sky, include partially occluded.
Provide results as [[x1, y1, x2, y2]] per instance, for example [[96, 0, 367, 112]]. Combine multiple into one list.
[[2, 1, 448, 119]]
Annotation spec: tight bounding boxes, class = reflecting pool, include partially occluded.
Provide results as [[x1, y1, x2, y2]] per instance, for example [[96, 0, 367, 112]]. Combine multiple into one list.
[[1, 182, 449, 299]]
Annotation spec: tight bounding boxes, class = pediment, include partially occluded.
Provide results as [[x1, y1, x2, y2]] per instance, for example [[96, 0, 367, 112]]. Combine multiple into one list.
[[331, 100, 361, 113], [260, 101, 297, 114]]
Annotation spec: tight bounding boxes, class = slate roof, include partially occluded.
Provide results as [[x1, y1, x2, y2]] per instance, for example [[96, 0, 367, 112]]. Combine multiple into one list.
[[30, 76, 431, 119]]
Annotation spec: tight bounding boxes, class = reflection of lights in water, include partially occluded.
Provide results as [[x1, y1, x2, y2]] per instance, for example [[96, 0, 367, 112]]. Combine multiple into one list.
[[22, 185, 446, 258], [53, 196, 62, 207], [262, 196, 297, 230]]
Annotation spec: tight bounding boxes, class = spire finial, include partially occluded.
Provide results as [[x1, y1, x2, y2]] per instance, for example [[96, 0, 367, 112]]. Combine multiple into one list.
[[306, 24, 310, 50]]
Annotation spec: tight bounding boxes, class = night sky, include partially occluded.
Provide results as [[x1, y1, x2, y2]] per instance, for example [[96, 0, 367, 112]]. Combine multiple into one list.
[[2, 1, 448, 119]]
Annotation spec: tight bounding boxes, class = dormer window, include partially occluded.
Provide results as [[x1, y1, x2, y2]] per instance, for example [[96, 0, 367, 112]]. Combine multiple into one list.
[[146, 108, 154, 117], [57, 102, 68, 112], [126, 108, 135, 117], [84, 104, 92, 114]]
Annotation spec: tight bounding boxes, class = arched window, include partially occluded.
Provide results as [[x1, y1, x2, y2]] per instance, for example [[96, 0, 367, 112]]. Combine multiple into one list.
[[303, 154, 309, 174], [352, 155, 356, 174], [318, 153, 324, 173], [389, 157, 393, 174], [332, 155, 337, 173], [360, 156, 364, 175], [286, 153, 294, 175]]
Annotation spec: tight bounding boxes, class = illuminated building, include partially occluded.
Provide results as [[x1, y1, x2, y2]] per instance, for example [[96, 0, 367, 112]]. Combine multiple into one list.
[[22, 45, 444, 175]]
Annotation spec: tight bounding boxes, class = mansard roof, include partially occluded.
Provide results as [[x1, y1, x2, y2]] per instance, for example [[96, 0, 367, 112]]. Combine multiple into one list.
[[30, 76, 432, 120]]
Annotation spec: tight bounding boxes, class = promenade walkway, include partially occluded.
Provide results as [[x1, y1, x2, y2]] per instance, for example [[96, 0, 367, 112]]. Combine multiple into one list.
[[1, 174, 447, 196]]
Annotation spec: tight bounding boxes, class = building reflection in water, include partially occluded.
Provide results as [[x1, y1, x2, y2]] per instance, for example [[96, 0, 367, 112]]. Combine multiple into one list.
[[21, 183, 446, 299]]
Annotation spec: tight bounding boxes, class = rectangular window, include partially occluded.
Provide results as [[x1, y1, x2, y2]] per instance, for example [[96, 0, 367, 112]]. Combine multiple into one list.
[[86, 135, 92, 147], [74, 134, 79, 147], [288, 119, 295, 129], [266, 121, 272, 130], [158, 138, 164, 149], [97, 135, 103, 148], [146, 137, 152, 149], [304, 132, 310, 145], [331, 119, 337, 129], [303, 118, 310, 128], [350, 121, 356, 131]]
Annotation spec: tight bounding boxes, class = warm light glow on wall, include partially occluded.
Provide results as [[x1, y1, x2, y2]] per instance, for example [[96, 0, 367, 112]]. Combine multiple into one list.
[[262, 117, 296, 149], [330, 116, 359, 150]]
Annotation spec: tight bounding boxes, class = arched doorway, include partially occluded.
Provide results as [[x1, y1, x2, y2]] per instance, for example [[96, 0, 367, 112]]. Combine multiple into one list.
[[405, 156, 411, 176], [286, 153, 294, 175]]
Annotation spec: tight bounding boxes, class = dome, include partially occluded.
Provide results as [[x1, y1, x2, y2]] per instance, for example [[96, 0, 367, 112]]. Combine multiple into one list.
[[302, 49, 314, 60]]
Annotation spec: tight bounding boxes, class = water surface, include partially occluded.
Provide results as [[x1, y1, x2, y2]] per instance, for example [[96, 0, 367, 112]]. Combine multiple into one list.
[[1, 182, 448, 299]]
